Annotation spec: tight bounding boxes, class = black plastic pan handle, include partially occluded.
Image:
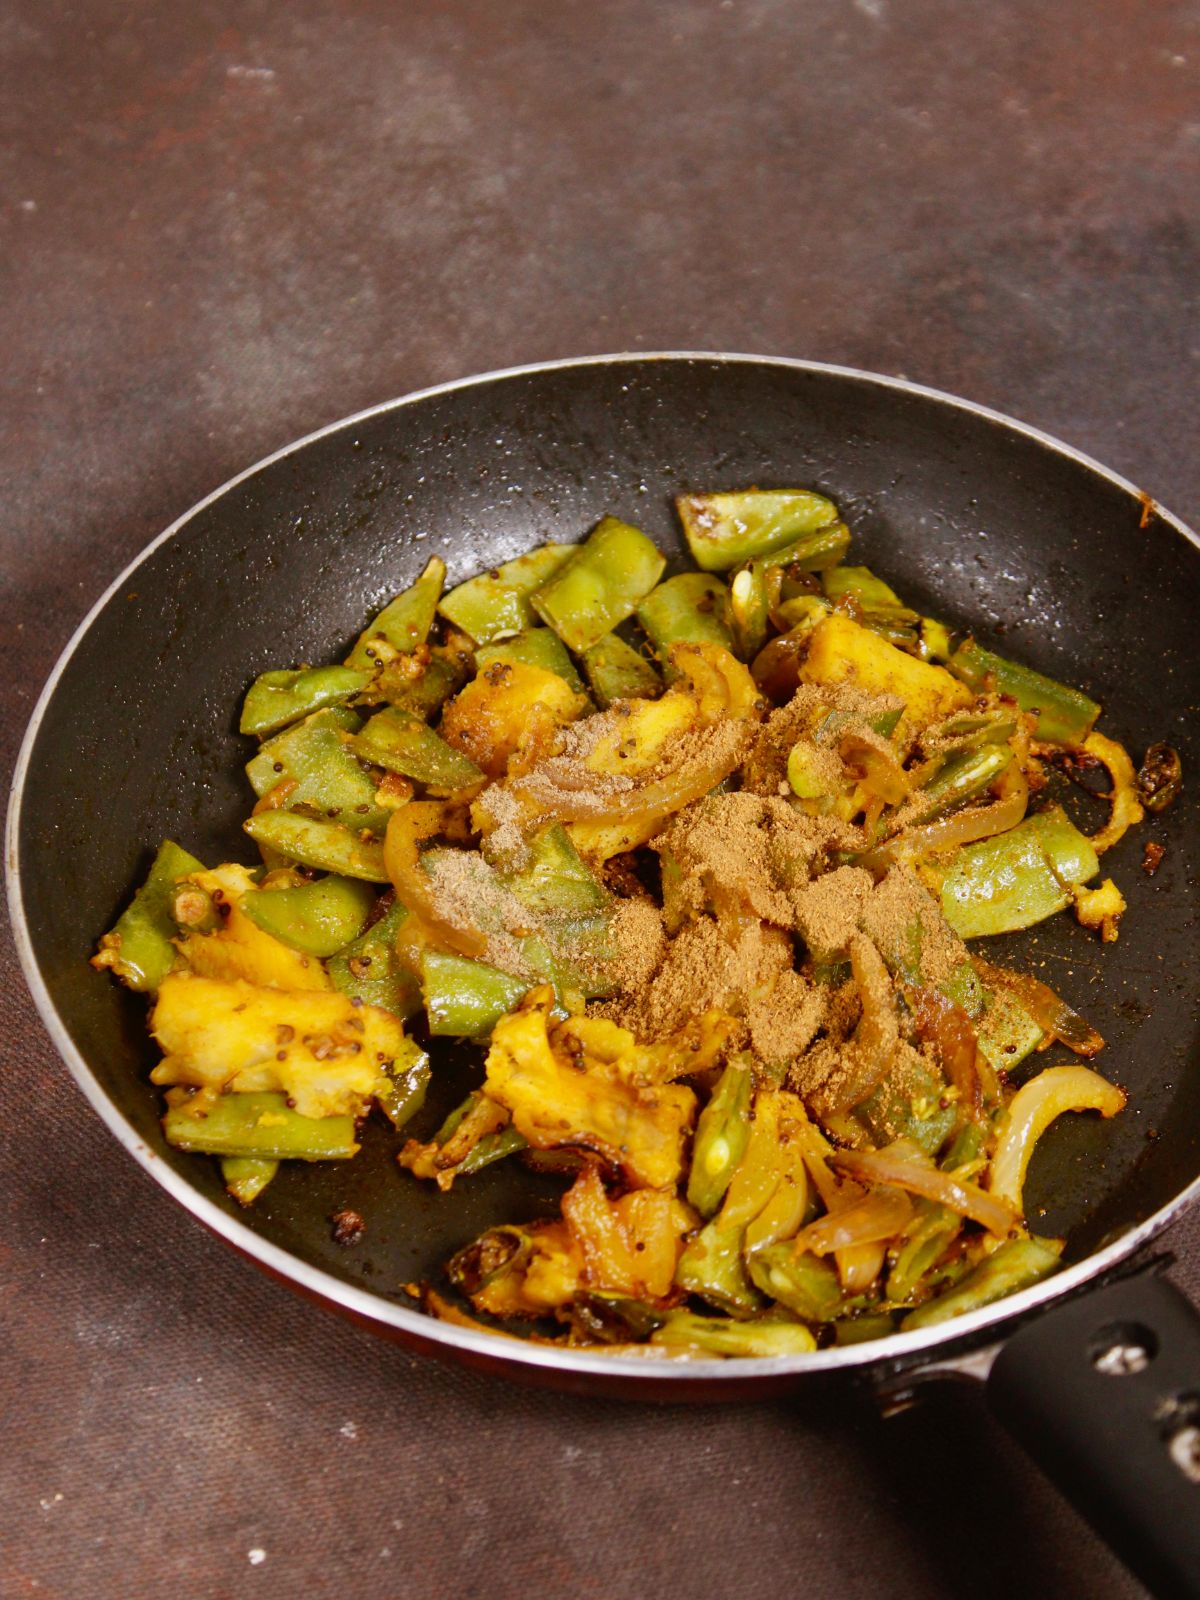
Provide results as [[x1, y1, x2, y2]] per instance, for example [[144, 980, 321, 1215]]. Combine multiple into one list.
[[987, 1271, 1200, 1598]]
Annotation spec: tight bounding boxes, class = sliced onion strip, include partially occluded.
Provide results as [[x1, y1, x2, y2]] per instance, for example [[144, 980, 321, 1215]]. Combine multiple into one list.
[[834, 1147, 1019, 1237], [988, 1065, 1126, 1213]]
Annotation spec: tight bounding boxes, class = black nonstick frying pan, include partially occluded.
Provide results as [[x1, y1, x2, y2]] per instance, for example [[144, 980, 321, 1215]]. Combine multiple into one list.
[[9, 355, 1200, 1595]]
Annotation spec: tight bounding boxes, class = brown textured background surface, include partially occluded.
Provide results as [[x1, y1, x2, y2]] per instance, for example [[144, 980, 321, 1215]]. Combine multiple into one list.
[[3, 2, 1198, 1596]]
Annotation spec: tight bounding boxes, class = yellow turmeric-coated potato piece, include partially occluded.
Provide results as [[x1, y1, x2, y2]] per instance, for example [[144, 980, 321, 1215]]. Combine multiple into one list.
[[800, 613, 970, 742], [440, 659, 587, 778], [150, 973, 402, 1118], [176, 864, 331, 991]]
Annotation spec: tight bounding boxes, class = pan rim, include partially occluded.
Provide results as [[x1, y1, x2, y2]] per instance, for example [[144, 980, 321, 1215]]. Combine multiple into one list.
[[8, 349, 1200, 1383]]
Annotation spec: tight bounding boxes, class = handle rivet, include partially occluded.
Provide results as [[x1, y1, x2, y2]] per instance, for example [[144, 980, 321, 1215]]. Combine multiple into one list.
[[1167, 1426, 1200, 1485], [1092, 1342, 1151, 1376]]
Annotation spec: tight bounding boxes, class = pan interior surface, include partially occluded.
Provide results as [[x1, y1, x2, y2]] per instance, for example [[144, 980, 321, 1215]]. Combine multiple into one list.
[[13, 356, 1200, 1372]]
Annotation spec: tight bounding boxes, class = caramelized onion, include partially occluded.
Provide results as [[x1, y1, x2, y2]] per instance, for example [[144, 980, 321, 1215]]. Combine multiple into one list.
[[834, 1147, 1019, 1237], [988, 1065, 1126, 1213], [908, 984, 981, 1113], [384, 802, 487, 961], [812, 935, 899, 1117], [863, 764, 1028, 869], [973, 960, 1104, 1058], [792, 1185, 914, 1255], [1082, 730, 1146, 854]]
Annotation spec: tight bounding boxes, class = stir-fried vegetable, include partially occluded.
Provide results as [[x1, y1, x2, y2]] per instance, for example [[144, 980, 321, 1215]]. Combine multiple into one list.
[[94, 483, 1168, 1349]]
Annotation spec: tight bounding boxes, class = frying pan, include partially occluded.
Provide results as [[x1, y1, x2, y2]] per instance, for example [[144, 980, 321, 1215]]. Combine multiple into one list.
[[9, 354, 1200, 1594]]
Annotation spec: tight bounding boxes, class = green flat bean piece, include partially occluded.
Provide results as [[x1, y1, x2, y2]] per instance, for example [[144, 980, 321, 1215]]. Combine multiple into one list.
[[910, 744, 1013, 822], [327, 902, 422, 1021], [948, 639, 1100, 746], [676, 490, 841, 572], [438, 544, 571, 644], [856, 1067, 957, 1154], [240, 874, 376, 957], [938, 805, 1099, 939], [504, 823, 611, 920], [351, 706, 484, 792], [886, 1204, 961, 1304], [245, 706, 363, 798], [221, 1156, 280, 1206], [729, 562, 772, 661], [477, 627, 589, 696], [93, 839, 205, 992], [822, 565, 906, 610], [239, 665, 371, 738], [581, 632, 663, 707], [377, 644, 473, 721], [650, 1312, 817, 1356], [421, 949, 531, 1038], [636, 573, 734, 660], [244, 811, 389, 882], [748, 1246, 842, 1322], [674, 1220, 764, 1316], [379, 1038, 432, 1129], [833, 1313, 897, 1345], [164, 1092, 359, 1159], [900, 1237, 1064, 1329], [687, 1059, 753, 1217], [345, 556, 446, 670], [531, 517, 666, 652]]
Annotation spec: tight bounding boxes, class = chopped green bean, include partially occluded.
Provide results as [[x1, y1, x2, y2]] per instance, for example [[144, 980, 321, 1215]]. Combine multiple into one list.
[[421, 949, 531, 1038], [221, 1156, 279, 1206], [650, 1311, 817, 1356], [379, 1039, 431, 1129], [580, 632, 663, 707], [92, 839, 205, 992], [748, 1246, 842, 1322], [687, 1059, 754, 1217], [949, 639, 1100, 745], [676, 490, 841, 572], [901, 1237, 1064, 1329], [327, 901, 422, 1021], [503, 824, 611, 920], [938, 805, 1099, 938], [477, 627, 589, 696], [345, 556, 445, 670], [351, 706, 484, 792], [240, 665, 371, 738], [438, 544, 571, 644], [164, 1091, 359, 1159], [245, 706, 363, 799], [911, 744, 1013, 821], [674, 1220, 763, 1315], [240, 874, 376, 957], [531, 517, 666, 652], [636, 573, 734, 660], [244, 811, 388, 881]]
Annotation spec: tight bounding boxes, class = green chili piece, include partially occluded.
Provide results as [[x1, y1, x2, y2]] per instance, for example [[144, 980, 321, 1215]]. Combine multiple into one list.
[[379, 1039, 432, 1129], [674, 1221, 763, 1316], [239, 665, 371, 738], [911, 744, 1013, 821], [421, 949, 531, 1038], [687, 1059, 754, 1217], [459, 1124, 529, 1176], [438, 544, 572, 644], [240, 874, 376, 957], [948, 639, 1100, 745], [164, 1092, 359, 1160], [676, 490, 841, 572], [220, 1156, 280, 1206], [93, 839, 205, 992], [345, 556, 446, 670], [244, 812, 389, 882], [531, 517, 666, 652], [327, 901, 422, 1021], [929, 710, 1019, 750], [901, 1237, 1064, 1330], [636, 573, 734, 660], [245, 706, 363, 799], [938, 805, 1099, 939], [477, 627, 589, 696], [581, 632, 663, 707], [351, 706, 484, 792], [650, 1311, 817, 1356], [748, 1246, 842, 1322]]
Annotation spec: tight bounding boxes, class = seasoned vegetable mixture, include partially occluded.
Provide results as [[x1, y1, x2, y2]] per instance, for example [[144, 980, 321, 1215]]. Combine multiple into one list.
[[94, 488, 1180, 1356]]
